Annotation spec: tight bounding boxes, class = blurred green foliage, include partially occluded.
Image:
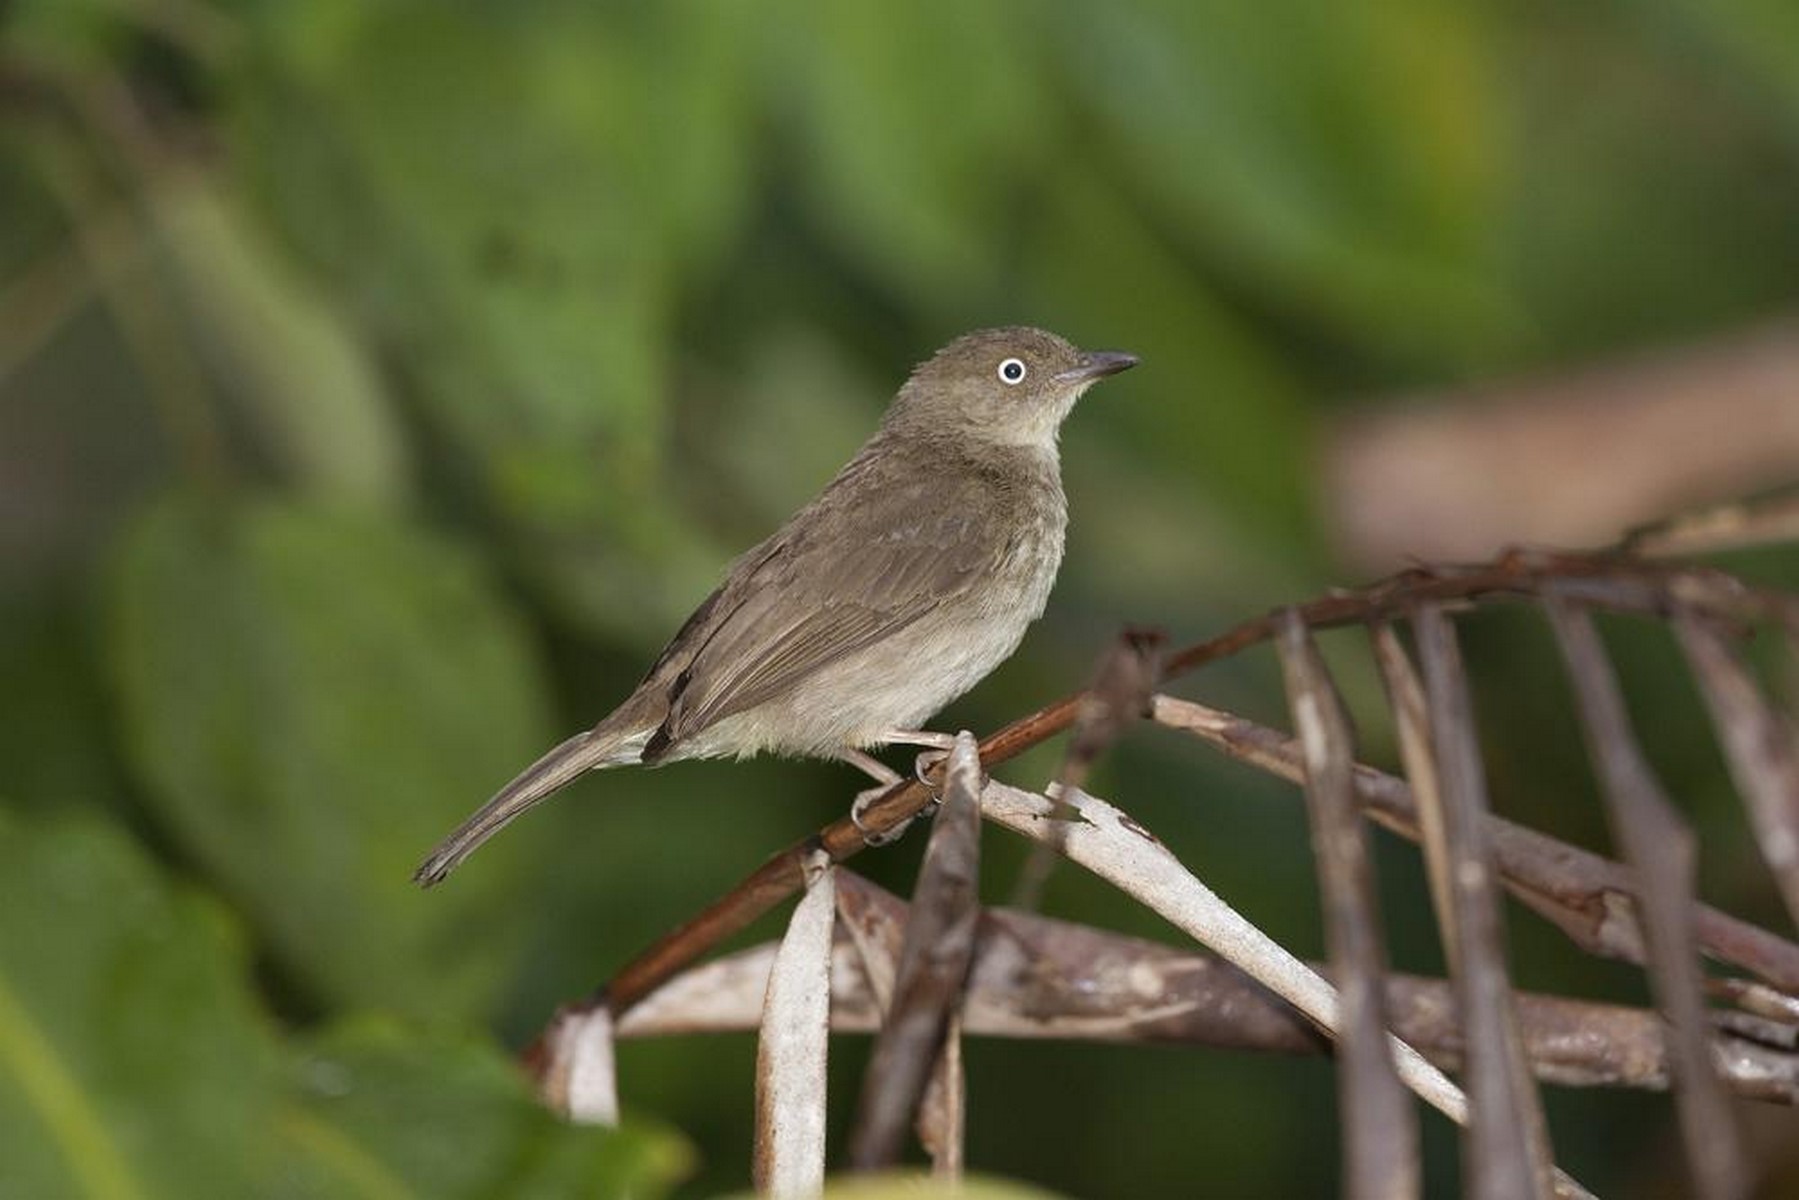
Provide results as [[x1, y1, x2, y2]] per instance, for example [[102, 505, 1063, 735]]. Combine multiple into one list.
[[3, 2, 1798, 1196], [0, 814, 689, 1200]]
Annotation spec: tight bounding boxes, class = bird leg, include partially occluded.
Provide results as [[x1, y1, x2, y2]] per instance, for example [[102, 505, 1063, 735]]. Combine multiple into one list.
[[873, 729, 957, 751], [838, 747, 901, 786]]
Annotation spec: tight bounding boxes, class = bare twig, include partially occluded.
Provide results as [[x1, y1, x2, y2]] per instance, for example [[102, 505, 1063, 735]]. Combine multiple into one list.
[[1155, 554, 1799, 685], [975, 782, 1469, 1125], [536, 1005, 618, 1125], [523, 543, 1799, 1200], [847, 733, 983, 1171], [918, 1013, 965, 1179], [1370, 625, 1459, 969], [1626, 487, 1799, 560], [595, 851, 826, 1022], [753, 851, 836, 1197], [1674, 604, 1799, 930], [978, 780, 1597, 1198], [1414, 605, 1557, 1200], [1011, 626, 1164, 910], [611, 885, 1799, 1103], [580, 551, 1799, 1034], [1060, 628, 1166, 787], [1546, 597, 1752, 1200], [1150, 695, 1799, 991], [1710, 977, 1799, 1028], [1277, 611, 1418, 1199]]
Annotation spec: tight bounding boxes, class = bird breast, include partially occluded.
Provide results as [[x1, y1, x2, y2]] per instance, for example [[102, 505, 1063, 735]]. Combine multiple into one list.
[[787, 457, 1067, 749]]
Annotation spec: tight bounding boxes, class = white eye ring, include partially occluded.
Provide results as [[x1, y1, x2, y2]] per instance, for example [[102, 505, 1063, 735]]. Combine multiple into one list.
[[997, 357, 1027, 385]]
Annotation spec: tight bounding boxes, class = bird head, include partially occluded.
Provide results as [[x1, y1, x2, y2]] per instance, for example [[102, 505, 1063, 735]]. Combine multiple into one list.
[[884, 326, 1137, 450]]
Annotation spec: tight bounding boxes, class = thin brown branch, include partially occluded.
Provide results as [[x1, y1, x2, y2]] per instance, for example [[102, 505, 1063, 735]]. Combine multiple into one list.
[[581, 550, 1799, 1031], [1011, 626, 1164, 910], [1546, 597, 1752, 1200], [971, 781, 1594, 1196], [596, 849, 826, 1020], [1158, 553, 1799, 682], [847, 733, 983, 1171], [1414, 605, 1556, 1200], [1710, 977, 1799, 1027], [1625, 487, 1799, 560], [917, 1013, 965, 1179], [1149, 695, 1799, 992], [1277, 611, 1418, 1200], [972, 780, 1480, 1136], [1674, 605, 1799, 930], [1370, 625, 1459, 970], [610, 882, 1799, 1103]]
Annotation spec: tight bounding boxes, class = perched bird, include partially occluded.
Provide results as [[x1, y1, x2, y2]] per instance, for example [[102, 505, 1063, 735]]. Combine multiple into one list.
[[414, 326, 1136, 885]]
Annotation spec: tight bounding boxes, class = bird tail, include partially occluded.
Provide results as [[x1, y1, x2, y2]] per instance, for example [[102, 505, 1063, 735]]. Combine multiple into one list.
[[413, 724, 647, 887]]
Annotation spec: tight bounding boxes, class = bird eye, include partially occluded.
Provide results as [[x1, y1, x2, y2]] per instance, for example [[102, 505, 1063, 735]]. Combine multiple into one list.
[[997, 357, 1027, 385]]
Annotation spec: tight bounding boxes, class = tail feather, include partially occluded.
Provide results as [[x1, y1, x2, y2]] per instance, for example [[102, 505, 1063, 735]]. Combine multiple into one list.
[[413, 726, 642, 886]]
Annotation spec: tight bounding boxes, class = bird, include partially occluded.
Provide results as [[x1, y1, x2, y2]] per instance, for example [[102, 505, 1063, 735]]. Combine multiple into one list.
[[414, 325, 1136, 886]]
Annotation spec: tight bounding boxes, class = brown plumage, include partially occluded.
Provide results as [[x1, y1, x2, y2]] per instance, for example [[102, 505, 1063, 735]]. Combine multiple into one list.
[[414, 326, 1136, 885]]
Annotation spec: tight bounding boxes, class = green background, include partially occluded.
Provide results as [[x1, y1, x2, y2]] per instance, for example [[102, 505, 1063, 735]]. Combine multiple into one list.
[[4, 2, 1798, 1196]]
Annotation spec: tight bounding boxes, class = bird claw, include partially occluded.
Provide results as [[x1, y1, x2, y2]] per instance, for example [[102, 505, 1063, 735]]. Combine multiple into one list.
[[852, 785, 909, 845], [914, 748, 948, 787], [852, 783, 942, 846]]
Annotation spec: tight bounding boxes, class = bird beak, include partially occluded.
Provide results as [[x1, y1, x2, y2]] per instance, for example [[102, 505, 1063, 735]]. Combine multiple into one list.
[[1058, 349, 1139, 384]]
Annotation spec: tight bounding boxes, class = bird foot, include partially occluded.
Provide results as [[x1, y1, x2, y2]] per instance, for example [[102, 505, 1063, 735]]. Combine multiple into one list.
[[852, 784, 922, 846], [844, 734, 952, 844]]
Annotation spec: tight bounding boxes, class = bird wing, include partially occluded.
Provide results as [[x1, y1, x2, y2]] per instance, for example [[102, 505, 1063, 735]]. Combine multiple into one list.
[[648, 465, 1010, 751]]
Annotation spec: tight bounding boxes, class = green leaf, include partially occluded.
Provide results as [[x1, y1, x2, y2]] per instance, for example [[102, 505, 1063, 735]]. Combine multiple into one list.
[[0, 596, 119, 815], [0, 814, 282, 1200], [222, 1, 754, 634], [0, 815, 688, 1199], [233, 1, 667, 440], [4, 0, 136, 76], [1021, 172, 1313, 542], [1659, 0, 1799, 119], [106, 494, 554, 1021], [277, 1020, 690, 1200], [773, 0, 1051, 305], [1053, 0, 1516, 360], [1496, 8, 1799, 359]]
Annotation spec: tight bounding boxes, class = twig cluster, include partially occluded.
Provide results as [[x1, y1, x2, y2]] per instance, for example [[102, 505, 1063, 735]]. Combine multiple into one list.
[[525, 502, 1799, 1198]]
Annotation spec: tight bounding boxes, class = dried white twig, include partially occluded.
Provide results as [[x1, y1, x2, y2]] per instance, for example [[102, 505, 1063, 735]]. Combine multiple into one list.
[[977, 779, 1596, 1200], [539, 1005, 619, 1126], [848, 733, 983, 1170], [753, 850, 836, 1197]]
